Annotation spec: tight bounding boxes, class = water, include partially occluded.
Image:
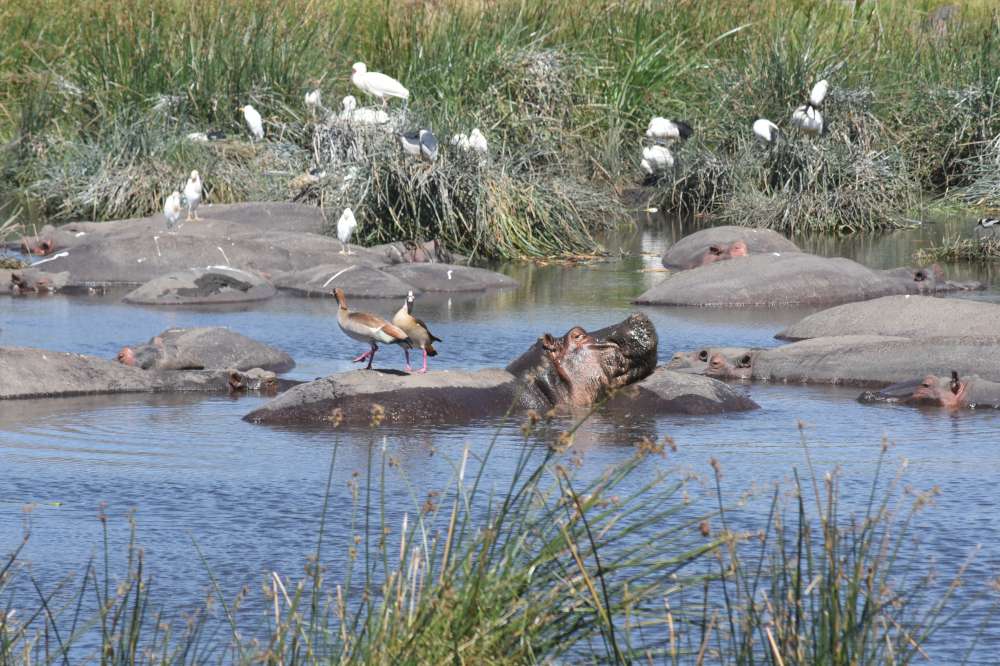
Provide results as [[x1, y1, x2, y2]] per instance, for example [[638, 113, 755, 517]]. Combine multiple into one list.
[[2, 215, 999, 661]]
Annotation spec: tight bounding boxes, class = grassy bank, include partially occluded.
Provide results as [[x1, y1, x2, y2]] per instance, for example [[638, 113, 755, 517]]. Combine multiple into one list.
[[0, 413, 987, 663], [2, 0, 1000, 256]]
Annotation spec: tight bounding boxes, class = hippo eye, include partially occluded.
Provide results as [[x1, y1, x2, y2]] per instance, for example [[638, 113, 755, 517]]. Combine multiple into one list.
[[698, 350, 709, 361]]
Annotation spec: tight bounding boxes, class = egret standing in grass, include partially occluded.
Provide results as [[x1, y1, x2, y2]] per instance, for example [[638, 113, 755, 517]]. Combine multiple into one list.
[[467, 128, 488, 154], [338, 208, 357, 254], [753, 118, 780, 145], [241, 104, 264, 141], [399, 129, 438, 163], [163, 191, 182, 230], [183, 170, 202, 221], [791, 104, 823, 135], [351, 62, 409, 108], [810, 79, 829, 108], [640, 145, 674, 175], [305, 89, 322, 119], [646, 117, 693, 143]]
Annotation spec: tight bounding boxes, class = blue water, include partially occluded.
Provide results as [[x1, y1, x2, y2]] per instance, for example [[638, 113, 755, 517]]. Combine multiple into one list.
[[2, 217, 999, 662]]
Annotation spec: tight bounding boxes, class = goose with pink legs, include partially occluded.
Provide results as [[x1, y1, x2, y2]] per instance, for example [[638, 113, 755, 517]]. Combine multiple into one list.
[[334, 288, 411, 370]]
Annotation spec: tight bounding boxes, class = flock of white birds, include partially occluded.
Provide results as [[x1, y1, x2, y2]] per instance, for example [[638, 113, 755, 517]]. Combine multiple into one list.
[[641, 78, 831, 177], [169, 61, 491, 247]]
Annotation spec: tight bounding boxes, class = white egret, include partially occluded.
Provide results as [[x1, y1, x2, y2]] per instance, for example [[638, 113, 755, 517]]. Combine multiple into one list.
[[163, 191, 182, 230], [640, 145, 674, 175], [338, 208, 357, 254], [351, 62, 409, 107], [340, 95, 389, 124], [305, 89, 322, 118], [183, 170, 202, 221], [790, 105, 823, 135], [399, 129, 438, 162], [646, 117, 693, 142], [241, 104, 264, 141], [186, 132, 209, 143], [467, 128, 488, 154], [450, 133, 470, 150], [752, 118, 780, 145], [809, 79, 829, 108]]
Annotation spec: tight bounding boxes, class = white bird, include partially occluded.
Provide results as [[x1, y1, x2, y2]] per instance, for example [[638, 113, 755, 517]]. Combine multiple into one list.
[[810, 79, 830, 108], [646, 117, 694, 142], [976, 217, 999, 228], [305, 89, 322, 117], [241, 104, 264, 141], [163, 191, 182, 230], [752, 118, 780, 145], [450, 133, 470, 150], [790, 105, 823, 135], [338, 208, 357, 254], [351, 62, 409, 107], [183, 170, 202, 221], [467, 128, 488, 154], [640, 145, 674, 175], [340, 95, 389, 124]]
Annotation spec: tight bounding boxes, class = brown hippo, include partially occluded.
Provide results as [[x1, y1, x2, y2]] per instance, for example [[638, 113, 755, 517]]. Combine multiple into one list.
[[10, 269, 70, 296], [661, 226, 800, 271], [705, 352, 753, 380], [244, 313, 757, 425], [859, 372, 1000, 410], [668, 347, 756, 374], [116, 327, 294, 373]]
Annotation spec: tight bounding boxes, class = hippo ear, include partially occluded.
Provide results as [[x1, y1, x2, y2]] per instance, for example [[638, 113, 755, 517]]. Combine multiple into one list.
[[737, 354, 753, 368], [950, 371, 960, 395], [541, 333, 559, 352]]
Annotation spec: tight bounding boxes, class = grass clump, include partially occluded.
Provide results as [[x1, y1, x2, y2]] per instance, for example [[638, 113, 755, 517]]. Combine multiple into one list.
[[915, 234, 1000, 263]]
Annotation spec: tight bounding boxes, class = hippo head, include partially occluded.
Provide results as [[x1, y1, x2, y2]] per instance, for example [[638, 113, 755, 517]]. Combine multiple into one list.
[[19, 237, 54, 256], [506, 313, 658, 408], [10, 272, 53, 295], [115, 337, 166, 370], [860, 371, 967, 409], [705, 351, 753, 380], [228, 368, 279, 394], [699, 241, 749, 267]]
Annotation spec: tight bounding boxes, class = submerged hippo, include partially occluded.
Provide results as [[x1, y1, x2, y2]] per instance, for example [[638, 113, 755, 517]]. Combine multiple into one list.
[[245, 313, 755, 425], [661, 226, 800, 271], [667, 347, 756, 374], [859, 372, 1000, 410], [117, 327, 294, 372]]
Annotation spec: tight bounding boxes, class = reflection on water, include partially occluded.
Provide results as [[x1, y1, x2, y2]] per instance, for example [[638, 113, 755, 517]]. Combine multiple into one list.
[[2, 217, 1000, 661]]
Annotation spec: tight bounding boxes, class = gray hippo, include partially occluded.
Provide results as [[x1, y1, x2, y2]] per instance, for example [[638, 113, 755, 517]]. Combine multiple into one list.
[[776, 295, 1000, 341], [661, 226, 800, 270], [700, 336, 1000, 387], [859, 372, 1000, 410], [667, 347, 756, 374], [635, 253, 981, 307], [244, 313, 757, 425], [116, 327, 294, 373], [10, 269, 71, 295], [123, 267, 276, 305]]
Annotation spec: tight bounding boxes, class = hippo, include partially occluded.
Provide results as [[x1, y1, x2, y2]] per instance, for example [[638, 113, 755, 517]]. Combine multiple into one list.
[[123, 267, 276, 305], [776, 295, 1000, 341], [228, 368, 281, 394], [635, 253, 982, 308], [505, 314, 659, 409], [690, 335, 1000, 387], [661, 226, 800, 271], [859, 372, 1000, 410], [371, 239, 462, 265], [10, 269, 70, 295], [667, 347, 756, 374], [245, 313, 757, 425], [116, 327, 294, 373]]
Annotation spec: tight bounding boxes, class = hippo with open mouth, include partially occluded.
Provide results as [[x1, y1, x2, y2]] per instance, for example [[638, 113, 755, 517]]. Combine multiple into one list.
[[859, 372, 1000, 410], [506, 313, 659, 409]]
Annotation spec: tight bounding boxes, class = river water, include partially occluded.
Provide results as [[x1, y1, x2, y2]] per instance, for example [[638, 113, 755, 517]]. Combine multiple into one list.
[[2, 213, 999, 661]]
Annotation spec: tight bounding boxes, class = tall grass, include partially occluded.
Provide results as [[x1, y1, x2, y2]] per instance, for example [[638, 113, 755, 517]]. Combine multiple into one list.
[[2, 0, 1000, 252], [0, 412, 989, 664]]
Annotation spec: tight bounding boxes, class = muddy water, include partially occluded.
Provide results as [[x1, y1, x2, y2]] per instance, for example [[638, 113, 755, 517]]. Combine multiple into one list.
[[2, 215, 999, 660]]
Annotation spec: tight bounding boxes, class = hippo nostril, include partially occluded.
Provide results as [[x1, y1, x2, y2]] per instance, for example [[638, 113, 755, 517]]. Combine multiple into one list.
[[914, 270, 927, 282], [737, 354, 752, 368]]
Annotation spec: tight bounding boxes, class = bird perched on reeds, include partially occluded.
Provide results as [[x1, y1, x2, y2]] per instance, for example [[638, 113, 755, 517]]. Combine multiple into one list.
[[467, 128, 488, 154], [790, 104, 823, 135], [305, 89, 322, 118], [640, 145, 674, 175], [340, 95, 389, 125], [810, 79, 829, 108], [183, 170, 202, 221], [338, 208, 357, 254], [241, 104, 264, 141], [399, 129, 438, 163], [351, 62, 409, 108], [163, 191, 182, 230], [334, 288, 410, 370], [393, 290, 442, 374], [646, 117, 693, 143], [753, 118, 780, 145]]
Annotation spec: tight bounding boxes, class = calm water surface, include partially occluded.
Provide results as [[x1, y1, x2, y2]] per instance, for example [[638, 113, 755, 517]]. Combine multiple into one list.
[[2, 214, 999, 661]]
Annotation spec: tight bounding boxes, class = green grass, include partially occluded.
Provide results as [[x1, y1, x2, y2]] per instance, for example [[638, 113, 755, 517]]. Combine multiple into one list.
[[2, 0, 1000, 255], [0, 412, 988, 664], [915, 234, 1000, 262]]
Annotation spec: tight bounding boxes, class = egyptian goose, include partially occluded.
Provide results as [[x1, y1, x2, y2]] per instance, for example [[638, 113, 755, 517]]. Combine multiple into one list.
[[334, 288, 410, 370], [392, 290, 442, 373]]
